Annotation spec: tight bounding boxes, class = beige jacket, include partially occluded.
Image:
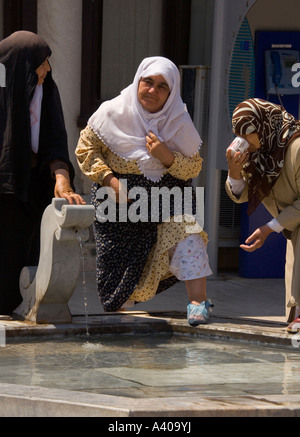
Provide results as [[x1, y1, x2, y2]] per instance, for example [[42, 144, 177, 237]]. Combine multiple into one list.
[[225, 137, 300, 316]]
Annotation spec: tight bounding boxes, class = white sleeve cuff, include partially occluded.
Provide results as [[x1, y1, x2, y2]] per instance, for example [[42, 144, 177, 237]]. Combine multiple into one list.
[[267, 218, 284, 233], [227, 175, 245, 196]]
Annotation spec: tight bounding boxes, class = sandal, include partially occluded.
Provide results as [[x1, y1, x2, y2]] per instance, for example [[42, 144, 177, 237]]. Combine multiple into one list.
[[187, 299, 213, 326]]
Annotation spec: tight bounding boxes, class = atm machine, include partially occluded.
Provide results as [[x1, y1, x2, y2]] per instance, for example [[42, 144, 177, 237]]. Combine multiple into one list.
[[256, 31, 300, 116]]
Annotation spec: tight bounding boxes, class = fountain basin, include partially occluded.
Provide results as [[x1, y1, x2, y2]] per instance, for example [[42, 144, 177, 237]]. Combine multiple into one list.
[[0, 312, 300, 417]]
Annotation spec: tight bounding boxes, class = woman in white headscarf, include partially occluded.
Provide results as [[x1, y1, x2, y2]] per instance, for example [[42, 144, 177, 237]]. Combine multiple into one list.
[[76, 56, 213, 325]]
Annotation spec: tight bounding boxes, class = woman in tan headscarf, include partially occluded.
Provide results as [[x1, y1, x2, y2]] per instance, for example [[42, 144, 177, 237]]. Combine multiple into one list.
[[225, 98, 300, 332]]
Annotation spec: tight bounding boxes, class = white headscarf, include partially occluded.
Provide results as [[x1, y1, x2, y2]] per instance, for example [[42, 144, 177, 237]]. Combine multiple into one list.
[[88, 56, 202, 181]]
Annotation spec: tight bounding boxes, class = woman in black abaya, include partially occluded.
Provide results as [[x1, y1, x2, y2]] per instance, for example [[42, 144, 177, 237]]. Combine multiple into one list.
[[0, 31, 85, 315]]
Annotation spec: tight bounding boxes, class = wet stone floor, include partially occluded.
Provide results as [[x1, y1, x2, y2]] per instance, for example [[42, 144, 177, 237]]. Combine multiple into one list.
[[0, 333, 300, 399]]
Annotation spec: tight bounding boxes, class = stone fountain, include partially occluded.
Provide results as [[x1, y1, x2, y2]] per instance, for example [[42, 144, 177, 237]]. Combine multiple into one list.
[[13, 198, 95, 324]]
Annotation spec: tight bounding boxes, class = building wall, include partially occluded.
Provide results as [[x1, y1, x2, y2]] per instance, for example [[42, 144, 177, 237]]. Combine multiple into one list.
[[37, 0, 83, 191], [189, 0, 214, 66], [101, 0, 163, 101], [247, 0, 300, 35], [1, 0, 300, 274], [0, 0, 3, 39], [37, 0, 164, 195]]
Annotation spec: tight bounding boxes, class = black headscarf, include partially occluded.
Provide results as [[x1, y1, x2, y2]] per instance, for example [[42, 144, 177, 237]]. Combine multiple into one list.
[[0, 30, 74, 202]]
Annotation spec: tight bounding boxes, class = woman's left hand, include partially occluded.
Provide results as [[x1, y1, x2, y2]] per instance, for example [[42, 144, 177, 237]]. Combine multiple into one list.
[[54, 169, 86, 205], [146, 131, 175, 168], [240, 224, 274, 252]]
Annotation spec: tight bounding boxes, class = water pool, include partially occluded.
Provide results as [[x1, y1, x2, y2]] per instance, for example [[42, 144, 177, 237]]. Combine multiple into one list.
[[0, 333, 299, 399]]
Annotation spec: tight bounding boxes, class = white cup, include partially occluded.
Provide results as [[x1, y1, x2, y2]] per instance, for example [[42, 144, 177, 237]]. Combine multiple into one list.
[[229, 137, 249, 157]]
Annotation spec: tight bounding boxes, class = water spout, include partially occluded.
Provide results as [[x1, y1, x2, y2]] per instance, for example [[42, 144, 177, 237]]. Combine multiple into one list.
[[13, 198, 95, 324]]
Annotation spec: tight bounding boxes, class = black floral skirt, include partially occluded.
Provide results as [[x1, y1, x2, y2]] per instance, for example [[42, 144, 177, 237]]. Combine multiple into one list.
[[91, 172, 196, 312]]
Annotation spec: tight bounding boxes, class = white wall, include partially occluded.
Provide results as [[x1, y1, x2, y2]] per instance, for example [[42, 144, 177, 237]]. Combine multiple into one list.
[[247, 0, 300, 35], [0, 0, 3, 40], [37, 0, 83, 190], [101, 0, 162, 101], [189, 0, 214, 66], [37, 0, 163, 194]]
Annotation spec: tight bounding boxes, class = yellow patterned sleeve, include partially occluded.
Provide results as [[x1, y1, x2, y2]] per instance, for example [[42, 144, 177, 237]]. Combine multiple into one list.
[[75, 126, 113, 185], [167, 151, 203, 180]]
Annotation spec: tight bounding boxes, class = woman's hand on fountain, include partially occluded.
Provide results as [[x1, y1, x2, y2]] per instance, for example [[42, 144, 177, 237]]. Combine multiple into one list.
[[54, 169, 86, 205]]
